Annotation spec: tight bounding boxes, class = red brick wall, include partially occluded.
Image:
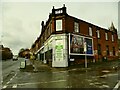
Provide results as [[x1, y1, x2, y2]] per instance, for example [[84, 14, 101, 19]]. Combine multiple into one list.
[[65, 15, 119, 62], [33, 12, 119, 64]]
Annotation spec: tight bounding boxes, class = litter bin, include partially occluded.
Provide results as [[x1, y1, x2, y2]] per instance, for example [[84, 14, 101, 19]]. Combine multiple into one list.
[[20, 58, 26, 69]]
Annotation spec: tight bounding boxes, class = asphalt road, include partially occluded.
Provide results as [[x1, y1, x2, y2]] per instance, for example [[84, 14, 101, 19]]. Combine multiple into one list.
[[2, 59, 20, 87], [1, 59, 120, 89]]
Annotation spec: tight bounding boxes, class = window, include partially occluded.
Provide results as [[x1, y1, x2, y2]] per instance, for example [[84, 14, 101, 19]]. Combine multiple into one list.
[[98, 44, 101, 55], [89, 27, 92, 36], [105, 32, 108, 40], [112, 34, 114, 42], [113, 47, 115, 56], [106, 45, 109, 55], [74, 22, 79, 32], [96, 30, 100, 38], [55, 10, 63, 14], [56, 19, 62, 31]]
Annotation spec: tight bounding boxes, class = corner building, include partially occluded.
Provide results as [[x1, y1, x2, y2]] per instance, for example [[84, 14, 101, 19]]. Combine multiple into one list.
[[31, 5, 119, 67]]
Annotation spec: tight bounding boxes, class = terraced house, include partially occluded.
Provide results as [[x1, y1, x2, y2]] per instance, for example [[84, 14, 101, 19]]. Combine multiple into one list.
[[30, 5, 119, 67]]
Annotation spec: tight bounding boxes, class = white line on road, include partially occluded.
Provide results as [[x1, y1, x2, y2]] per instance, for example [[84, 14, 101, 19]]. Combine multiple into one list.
[[6, 81, 10, 84], [2, 85, 7, 89], [3, 72, 18, 89], [12, 84, 17, 88], [52, 71, 67, 73], [49, 80, 66, 83], [113, 80, 120, 90], [16, 79, 66, 86], [10, 78, 13, 81]]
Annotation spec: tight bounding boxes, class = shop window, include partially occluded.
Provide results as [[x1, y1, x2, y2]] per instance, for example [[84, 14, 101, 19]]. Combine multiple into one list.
[[56, 19, 62, 31], [74, 22, 79, 33], [89, 27, 92, 36]]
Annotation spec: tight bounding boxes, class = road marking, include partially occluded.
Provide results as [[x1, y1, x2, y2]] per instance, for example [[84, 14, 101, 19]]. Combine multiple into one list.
[[52, 71, 67, 73], [2, 85, 7, 89], [12, 84, 17, 88], [6, 81, 10, 84], [50, 80, 66, 83], [10, 78, 13, 81], [113, 80, 120, 90], [16, 79, 66, 86], [3, 72, 18, 89]]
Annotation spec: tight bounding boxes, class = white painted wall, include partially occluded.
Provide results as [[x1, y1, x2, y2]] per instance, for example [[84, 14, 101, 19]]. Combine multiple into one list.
[[39, 34, 68, 67], [52, 34, 68, 67]]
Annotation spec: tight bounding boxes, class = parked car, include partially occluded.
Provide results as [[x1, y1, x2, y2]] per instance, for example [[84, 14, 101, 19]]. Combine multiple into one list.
[[13, 55, 18, 61]]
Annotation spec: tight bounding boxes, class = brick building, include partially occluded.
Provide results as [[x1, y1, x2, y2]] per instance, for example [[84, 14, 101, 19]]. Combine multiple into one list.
[[31, 5, 119, 67]]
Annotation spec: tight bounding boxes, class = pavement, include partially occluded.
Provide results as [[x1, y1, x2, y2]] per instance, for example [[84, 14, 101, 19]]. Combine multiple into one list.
[[20, 59, 120, 73]]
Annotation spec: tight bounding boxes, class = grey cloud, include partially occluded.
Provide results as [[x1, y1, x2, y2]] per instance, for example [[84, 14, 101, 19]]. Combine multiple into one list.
[[2, 2, 118, 54]]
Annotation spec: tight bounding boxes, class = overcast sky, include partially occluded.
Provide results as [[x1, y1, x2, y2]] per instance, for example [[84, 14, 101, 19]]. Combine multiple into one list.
[[1, 1, 119, 55]]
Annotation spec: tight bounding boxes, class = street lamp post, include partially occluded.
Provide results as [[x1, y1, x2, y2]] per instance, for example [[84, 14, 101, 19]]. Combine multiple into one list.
[[84, 41, 87, 68]]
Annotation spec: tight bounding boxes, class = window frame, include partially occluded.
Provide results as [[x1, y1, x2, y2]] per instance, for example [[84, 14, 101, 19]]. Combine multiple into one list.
[[112, 34, 114, 42], [74, 21, 79, 33], [105, 32, 108, 41], [96, 28, 101, 39], [56, 19, 62, 31], [89, 26, 93, 36]]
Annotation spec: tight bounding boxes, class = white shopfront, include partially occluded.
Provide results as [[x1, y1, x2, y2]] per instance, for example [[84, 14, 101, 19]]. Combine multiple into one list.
[[36, 33, 93, 67], [37, 34, 68, 67]]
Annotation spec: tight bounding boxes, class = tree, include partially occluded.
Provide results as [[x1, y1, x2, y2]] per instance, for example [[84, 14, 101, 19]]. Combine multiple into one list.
[[18, 48, 30, 58], [18, 48, 25, 57], [0, 45, 13, 60]]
